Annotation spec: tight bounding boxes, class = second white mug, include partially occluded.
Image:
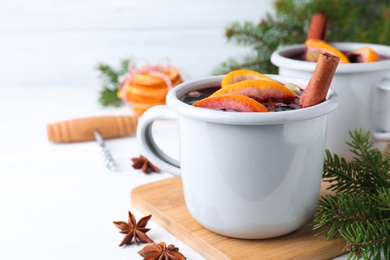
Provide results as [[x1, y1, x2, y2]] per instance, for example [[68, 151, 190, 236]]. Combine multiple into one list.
[[271, 42, 390, 160]]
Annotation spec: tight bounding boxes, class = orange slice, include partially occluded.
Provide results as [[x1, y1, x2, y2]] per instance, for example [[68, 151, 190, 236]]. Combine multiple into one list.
[[192, 94, 269, 112], [131, 69, 181, 86], [221, 69, 275, 87], [348, 47, 379, 63], [305, 39, 350, 63], [211, 80, 298, 101]]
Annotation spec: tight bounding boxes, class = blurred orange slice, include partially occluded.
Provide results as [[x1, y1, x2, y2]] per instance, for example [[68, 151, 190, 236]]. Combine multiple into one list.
[[117, 68, 182, 116], [131, 69, 181, 86], [193, 94, 269, 112], [305, 39, 350, 63], [348, 47, 379, 63], [221, 69, 275, 87], [212, 79, 298, 101]]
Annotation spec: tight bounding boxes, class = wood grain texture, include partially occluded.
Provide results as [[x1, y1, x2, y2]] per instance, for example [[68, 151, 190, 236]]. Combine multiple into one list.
[[131, 177, 345, 260], [47, 115, 137, 142]]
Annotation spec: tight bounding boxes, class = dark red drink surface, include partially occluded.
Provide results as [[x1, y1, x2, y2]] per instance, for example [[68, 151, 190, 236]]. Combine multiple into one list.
[[288, 50, 389, 62], [180, 86, 302, 112], [180, 86, 219, 105]]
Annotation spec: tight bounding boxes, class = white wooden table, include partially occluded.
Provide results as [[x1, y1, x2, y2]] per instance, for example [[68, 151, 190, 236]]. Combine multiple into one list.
[[0, 84, 199, 259]]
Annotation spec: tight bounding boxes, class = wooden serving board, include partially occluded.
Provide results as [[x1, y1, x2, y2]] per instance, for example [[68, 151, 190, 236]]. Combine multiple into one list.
[[131, 177, 345, 260]]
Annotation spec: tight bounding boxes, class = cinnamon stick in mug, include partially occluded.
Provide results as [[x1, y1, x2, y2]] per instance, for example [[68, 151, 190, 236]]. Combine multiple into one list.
[[307, 13, 329, 40], [298, 52, 339, 108]]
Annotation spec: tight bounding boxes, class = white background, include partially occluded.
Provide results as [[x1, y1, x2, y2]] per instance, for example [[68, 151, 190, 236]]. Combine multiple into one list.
[[0, 0, 273, 86]]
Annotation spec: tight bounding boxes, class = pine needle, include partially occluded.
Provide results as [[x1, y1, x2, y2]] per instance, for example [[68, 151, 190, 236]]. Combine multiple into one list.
[[95, 58, 132, 107], [313, 129, 390, 260], [212, 0, 390, 75]]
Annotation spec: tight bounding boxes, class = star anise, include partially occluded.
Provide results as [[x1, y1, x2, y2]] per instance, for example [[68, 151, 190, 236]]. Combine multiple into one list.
[[138, 241, 186, 260], [131, 155, 160, 174], [113, 211, 153, 246]]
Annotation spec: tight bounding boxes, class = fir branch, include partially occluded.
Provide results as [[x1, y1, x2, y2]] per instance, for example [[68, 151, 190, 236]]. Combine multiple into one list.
[[96, 58, 132, 107], [96, 63, 121, 84], [313, 129, 390, 260], [98, 86, 123, 107], [323, 129, 390, 195], [377, 188, 390, 214], [342, 220, 390, 260], [213, 0, 390, 75], [225, 21, 264, 47], [211, 54, 277, 76], [313, 192, 386, 238]]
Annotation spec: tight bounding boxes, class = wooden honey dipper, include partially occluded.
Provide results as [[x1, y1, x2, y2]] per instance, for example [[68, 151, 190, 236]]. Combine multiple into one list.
[[47, 115, 138, 143]]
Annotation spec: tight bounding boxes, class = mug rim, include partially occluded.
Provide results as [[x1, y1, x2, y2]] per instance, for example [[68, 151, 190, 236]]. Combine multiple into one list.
[[270, 42, 390, 74], [166, 75, 339, 125]]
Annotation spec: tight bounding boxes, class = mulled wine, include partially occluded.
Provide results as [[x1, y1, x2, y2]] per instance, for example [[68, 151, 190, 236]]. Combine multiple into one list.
[[289, 50, 389, 62], [180, 86, 303, 112]]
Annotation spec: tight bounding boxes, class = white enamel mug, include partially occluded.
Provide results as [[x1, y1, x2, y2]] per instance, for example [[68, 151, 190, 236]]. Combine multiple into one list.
[[271, 43, 390, 160], [137, 75, 338, 239]]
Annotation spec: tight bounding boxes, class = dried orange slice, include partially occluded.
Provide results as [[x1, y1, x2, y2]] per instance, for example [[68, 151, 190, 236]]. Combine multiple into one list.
[[305, 39, 350, 63], [193, 94, 269, 112], [221, 69, 275, 87], [117, 68, 183, 116], [348, 47, 379, 63], [211, 80, 298, 101], [131, 69, 181, 86]]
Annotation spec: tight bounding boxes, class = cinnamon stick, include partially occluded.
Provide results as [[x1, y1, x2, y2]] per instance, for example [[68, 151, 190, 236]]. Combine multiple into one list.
[[298, 52, 339, 108], [307, 13, 329, 41]]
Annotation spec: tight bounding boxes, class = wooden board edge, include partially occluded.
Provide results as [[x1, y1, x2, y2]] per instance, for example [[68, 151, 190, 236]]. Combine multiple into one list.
[[131, 178, 347, 259], [131, 180, 230, 260]]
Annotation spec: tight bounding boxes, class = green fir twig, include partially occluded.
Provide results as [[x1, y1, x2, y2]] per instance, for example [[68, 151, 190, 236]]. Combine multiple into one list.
[[313, 129, 390, 260], [213, 0, 390, 75], [96, 59, 132, 107]]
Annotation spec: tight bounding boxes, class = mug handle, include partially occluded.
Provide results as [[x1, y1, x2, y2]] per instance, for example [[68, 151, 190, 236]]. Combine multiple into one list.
[[136, 105, 181, 177], [373, 78, 390, 142]]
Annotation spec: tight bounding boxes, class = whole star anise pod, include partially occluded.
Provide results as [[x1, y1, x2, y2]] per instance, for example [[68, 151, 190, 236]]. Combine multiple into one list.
[[113, 211, 153, 246], [131, 155, 160, 174], [138, 241, 186, 260]]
